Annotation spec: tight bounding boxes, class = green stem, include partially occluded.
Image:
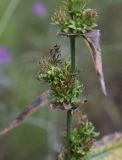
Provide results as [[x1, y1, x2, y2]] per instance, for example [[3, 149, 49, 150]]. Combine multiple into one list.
[[67, 110, 72, 160], [70, 36, 76, 72], [67, 36, 76, 160]]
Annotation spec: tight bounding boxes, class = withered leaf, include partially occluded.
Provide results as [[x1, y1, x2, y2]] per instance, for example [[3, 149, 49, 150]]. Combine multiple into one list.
[[49, 102, 80, 112], [87, 133, 122, 160], [0, 91, 50, 138], [84, 29, 107, 96], [94, 132, 122, 148], [50, 102, 72, 110]]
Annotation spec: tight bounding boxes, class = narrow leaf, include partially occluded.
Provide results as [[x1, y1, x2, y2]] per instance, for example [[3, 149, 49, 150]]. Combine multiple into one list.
[[87, 133, 122, 160], [0, 91, 50, 138], [84, 29, 107, 96]]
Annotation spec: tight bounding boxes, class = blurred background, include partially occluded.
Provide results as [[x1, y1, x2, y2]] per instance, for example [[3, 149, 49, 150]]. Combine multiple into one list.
[[0, 0, 122, 159]]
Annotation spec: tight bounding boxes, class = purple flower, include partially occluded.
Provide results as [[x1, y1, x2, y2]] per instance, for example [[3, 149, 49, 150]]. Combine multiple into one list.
[[32, 2, 47, 16], [0, 47, 11, 65]]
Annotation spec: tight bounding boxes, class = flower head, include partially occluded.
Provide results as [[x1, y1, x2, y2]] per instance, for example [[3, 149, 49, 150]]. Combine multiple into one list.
[[0, 47, 11, 65], [32, 2, 47, 16]]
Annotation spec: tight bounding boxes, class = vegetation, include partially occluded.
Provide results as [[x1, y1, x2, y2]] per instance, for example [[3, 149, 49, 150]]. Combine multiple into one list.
[[0, 0, 122, 160]]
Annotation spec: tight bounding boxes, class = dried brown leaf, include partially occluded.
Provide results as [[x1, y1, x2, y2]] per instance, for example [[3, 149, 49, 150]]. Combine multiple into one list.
[[84, 29, 107, 96], [87, 133, 122, 160], [50, 102, 72, 110], [0, 91, 50, 138], [49, 102, 80, 113]]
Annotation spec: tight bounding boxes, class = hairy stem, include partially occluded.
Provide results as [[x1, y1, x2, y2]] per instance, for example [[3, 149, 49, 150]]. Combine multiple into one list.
[[67, 36, 76, 160]]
